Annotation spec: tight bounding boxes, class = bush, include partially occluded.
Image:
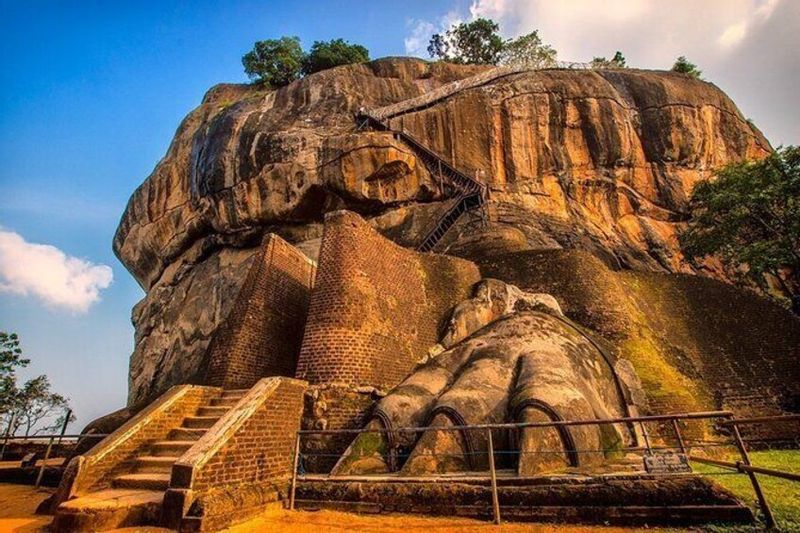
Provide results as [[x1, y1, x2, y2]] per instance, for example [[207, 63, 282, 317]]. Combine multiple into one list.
[[242, 36, 304, 86], [302, 39, 369, 76], [591, 51, 627, 69], [671, 55, 702, 78]]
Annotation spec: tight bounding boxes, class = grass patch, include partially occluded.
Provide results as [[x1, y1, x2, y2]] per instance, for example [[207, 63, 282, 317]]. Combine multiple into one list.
[[692, 449, 800, 532]]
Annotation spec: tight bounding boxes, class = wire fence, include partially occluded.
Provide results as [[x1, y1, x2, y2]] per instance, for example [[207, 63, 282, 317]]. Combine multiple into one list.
[[291, 412, 800, 527]]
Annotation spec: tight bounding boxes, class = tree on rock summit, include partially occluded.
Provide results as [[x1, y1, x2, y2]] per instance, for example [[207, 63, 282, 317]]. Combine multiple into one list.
[[428, 18, 505, 64], [242, 36, 305, 86], [428, 18, 557, 68], [671, 55, 702, 78], [243, 36, 370, 86], [302, 39, 370, 75]]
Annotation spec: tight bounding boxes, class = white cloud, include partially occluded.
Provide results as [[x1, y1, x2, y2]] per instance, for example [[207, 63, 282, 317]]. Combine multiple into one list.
[[719, 21, 748, 48], [0, 229, 112, 313], [402, 0, 798, 145], [718, 0, 780, 48], [404, 11, 463, 57], [405, 19, 436, 57]]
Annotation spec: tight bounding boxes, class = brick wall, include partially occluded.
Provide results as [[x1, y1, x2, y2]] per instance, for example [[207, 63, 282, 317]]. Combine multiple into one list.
[[295, 210, 480, 390], [166, 377, 307, 531], [205, 234, 316, 389]]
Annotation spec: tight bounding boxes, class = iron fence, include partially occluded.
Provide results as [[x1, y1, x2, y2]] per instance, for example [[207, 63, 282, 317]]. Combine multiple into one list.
[[291, 411, 800, 528]]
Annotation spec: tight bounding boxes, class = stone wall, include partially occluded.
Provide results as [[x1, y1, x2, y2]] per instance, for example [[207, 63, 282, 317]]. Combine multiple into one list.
[[295, 210, 480, 390], [301, 385, 379, 473], [205, 234, 316, 389]]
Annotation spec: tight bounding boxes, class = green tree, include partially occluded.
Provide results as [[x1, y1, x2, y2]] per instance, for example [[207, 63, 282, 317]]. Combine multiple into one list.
[[500, 31, 557, 69], [0, 332, 28, 416], [680, 146, 800, 313], [301, 39, 369, 75], [428, 18, 505, 65], [592, 51, 627, 68], [242, 36, 304, 86], [0, 334, 75, 436], [9, 376, 74, 436], [671, 55, 702, 78]]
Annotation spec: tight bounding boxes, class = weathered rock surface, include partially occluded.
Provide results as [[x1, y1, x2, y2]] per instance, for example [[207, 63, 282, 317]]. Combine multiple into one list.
[[478, 249, 800, 434], [337, 310, 636, 476], [439, 278, 562, 349], [115, 57, 771, 405]]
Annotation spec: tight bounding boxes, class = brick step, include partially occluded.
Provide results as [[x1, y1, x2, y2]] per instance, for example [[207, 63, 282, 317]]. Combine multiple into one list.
[[197, 406, 230, 417], [169, 427, 206, 441], [150, 440, 194, 456], [134, 455, 180, 474], [221, 389, 248, 399], [112, 473, 171, 491], [182, 415, 220, 429], [52, 489, 163, 532], [208, 397, 241, 407]]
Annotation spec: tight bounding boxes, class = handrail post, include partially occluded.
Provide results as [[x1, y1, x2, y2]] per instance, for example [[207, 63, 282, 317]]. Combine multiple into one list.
[[731, 421, 775, 529], [487, 429, 501, 525], [639, 421, 651, 455], [35, 436, 54, 489], [671, 418, 686, 454], [289, 432, 301, 511], [57, 409, 72, 446], [0, 412, 15, 461]]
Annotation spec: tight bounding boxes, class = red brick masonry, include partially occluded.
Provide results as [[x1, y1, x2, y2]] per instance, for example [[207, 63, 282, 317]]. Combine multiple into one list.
[[205, 234, 316, 389], [164, 377, 307, 531], [296, 210, 480, 390]]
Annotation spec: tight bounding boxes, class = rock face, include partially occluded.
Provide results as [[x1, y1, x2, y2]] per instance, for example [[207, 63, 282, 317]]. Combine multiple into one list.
[[478, 249, 800, 434], [116, 57, 771, 405]]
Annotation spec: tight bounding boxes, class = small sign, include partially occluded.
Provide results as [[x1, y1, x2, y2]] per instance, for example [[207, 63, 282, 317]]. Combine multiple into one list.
[[644, 452, 692, 474]]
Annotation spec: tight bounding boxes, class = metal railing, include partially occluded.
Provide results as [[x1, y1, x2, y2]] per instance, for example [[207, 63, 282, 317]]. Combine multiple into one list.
[[290, 411, 800, 527], [357, 112, 489, 251], [0, 431, 109, 489]]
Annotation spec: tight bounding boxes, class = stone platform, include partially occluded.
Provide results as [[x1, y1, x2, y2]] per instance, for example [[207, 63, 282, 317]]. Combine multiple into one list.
[[294, 472, 754, 526]]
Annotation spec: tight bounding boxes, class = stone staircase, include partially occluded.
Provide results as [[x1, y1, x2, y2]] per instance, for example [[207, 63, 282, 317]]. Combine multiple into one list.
[[54, 388, 248, 531], [110, 389, 246, 493]]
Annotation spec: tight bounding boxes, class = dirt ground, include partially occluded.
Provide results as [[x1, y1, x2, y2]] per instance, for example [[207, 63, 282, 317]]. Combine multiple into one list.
[[0, 482, 665, 533], [0, 483, 53, 532], [221, 507, 651, 533]]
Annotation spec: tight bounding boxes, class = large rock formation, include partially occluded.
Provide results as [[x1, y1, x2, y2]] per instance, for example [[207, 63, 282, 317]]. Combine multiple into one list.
[[115, 57, 773, 405]]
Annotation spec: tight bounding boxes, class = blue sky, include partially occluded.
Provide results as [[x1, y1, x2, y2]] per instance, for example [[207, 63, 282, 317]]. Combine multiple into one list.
[[1, 0, 797, 430]]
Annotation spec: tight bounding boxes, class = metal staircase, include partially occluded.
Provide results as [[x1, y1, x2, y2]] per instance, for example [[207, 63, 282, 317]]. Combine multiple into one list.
[[358, 112, 488, 252]]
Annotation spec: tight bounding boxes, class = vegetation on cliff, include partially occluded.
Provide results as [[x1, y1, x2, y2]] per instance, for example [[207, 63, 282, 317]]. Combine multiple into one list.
[[671, 55, 702, 78], [242, 36, 369, 86], [427, 17, 556, 68], [681, 145, 800, 313], [591, 51, 627, 69]]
